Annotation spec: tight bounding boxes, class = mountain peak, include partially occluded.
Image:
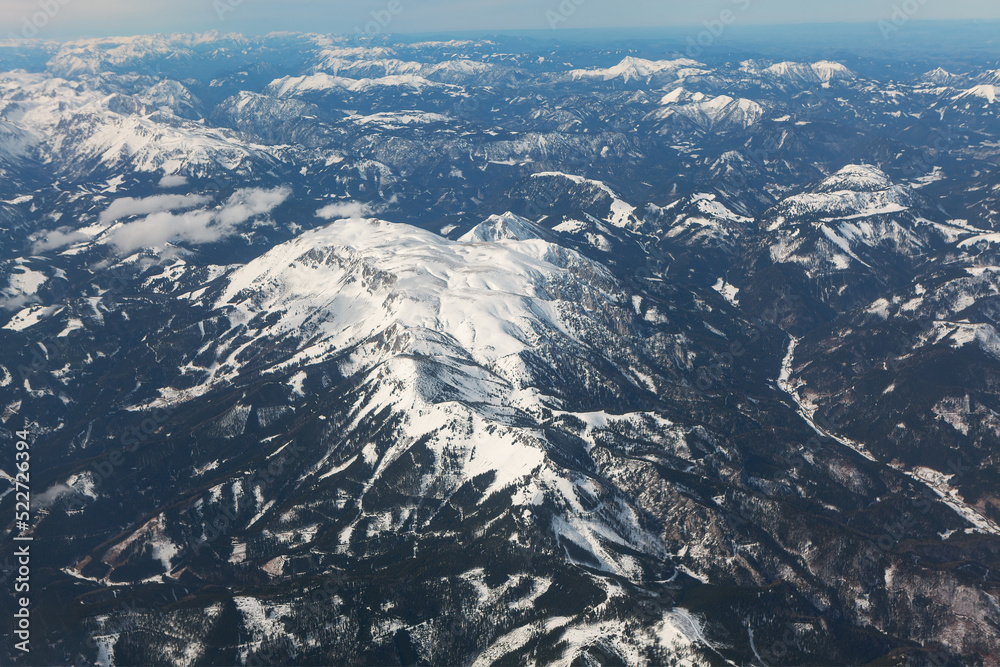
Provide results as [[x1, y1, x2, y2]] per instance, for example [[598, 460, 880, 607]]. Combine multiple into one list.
[[923, 66, 961, 85], [816, 164, 894, 193], [763, 60, 854, 84], [459, 212, 546, 243], [955, 84, 998, 103], [978, 68, 1000, 85], [652, 90, 764, 129], [570, 56, 703, 83]]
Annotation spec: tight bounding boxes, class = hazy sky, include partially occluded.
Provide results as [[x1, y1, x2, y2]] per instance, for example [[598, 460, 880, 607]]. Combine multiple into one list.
[[3, 0, 1000, 39]]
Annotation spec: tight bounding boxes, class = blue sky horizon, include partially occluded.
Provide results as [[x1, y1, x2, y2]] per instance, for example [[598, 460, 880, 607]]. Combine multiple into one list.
[[4, 0, 1000, 42]]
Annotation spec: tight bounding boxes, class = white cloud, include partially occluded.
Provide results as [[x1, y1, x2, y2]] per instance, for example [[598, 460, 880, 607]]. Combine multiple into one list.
[[32, 188, 291, 253], [33, 483, 76, 509], [317, 201, 373, 220], [107, 209, 215, 253], [32, 228, 90, 252], [217, 186, 292, 226], [157, 174, 189, 188], [99, 193, 213, 224], [104, 186, 292, 252], [0, 293, 37, 311]]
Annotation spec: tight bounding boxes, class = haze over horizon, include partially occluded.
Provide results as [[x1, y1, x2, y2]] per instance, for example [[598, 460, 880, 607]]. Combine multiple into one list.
[[3, 0, 1000, 41]]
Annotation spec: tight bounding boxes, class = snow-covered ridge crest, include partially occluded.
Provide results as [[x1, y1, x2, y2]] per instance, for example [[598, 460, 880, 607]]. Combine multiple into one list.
[[214, 217, 626, 386], [763, 60, 855, 84], [459, 212, 546, 243], [954, 84, 998, 104], [314, 55, 495, 83], [763, 165, 941, 272], [266, 72, 447, 97], [775, 164, 918, 219], [569, 56, 705, 83], [650, 89, 764, 130], [646, 192, 754, 250], [816, 164, 894, 193], [529, 171, 638, 228]]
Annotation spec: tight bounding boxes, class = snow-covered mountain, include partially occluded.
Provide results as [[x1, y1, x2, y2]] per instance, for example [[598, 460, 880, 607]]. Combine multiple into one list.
[[954, 83, 999, 104], [569, 56, 704, 84], [0, 70, 279, 179], [649, 89, 765, 130], [644, 192, 754, 253], [762, 60, 855, 85], [760, 164, 948, 271]]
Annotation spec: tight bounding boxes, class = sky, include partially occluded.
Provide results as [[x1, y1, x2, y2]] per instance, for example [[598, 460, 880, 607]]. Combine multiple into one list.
[[3, 0, 1000, 40]]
